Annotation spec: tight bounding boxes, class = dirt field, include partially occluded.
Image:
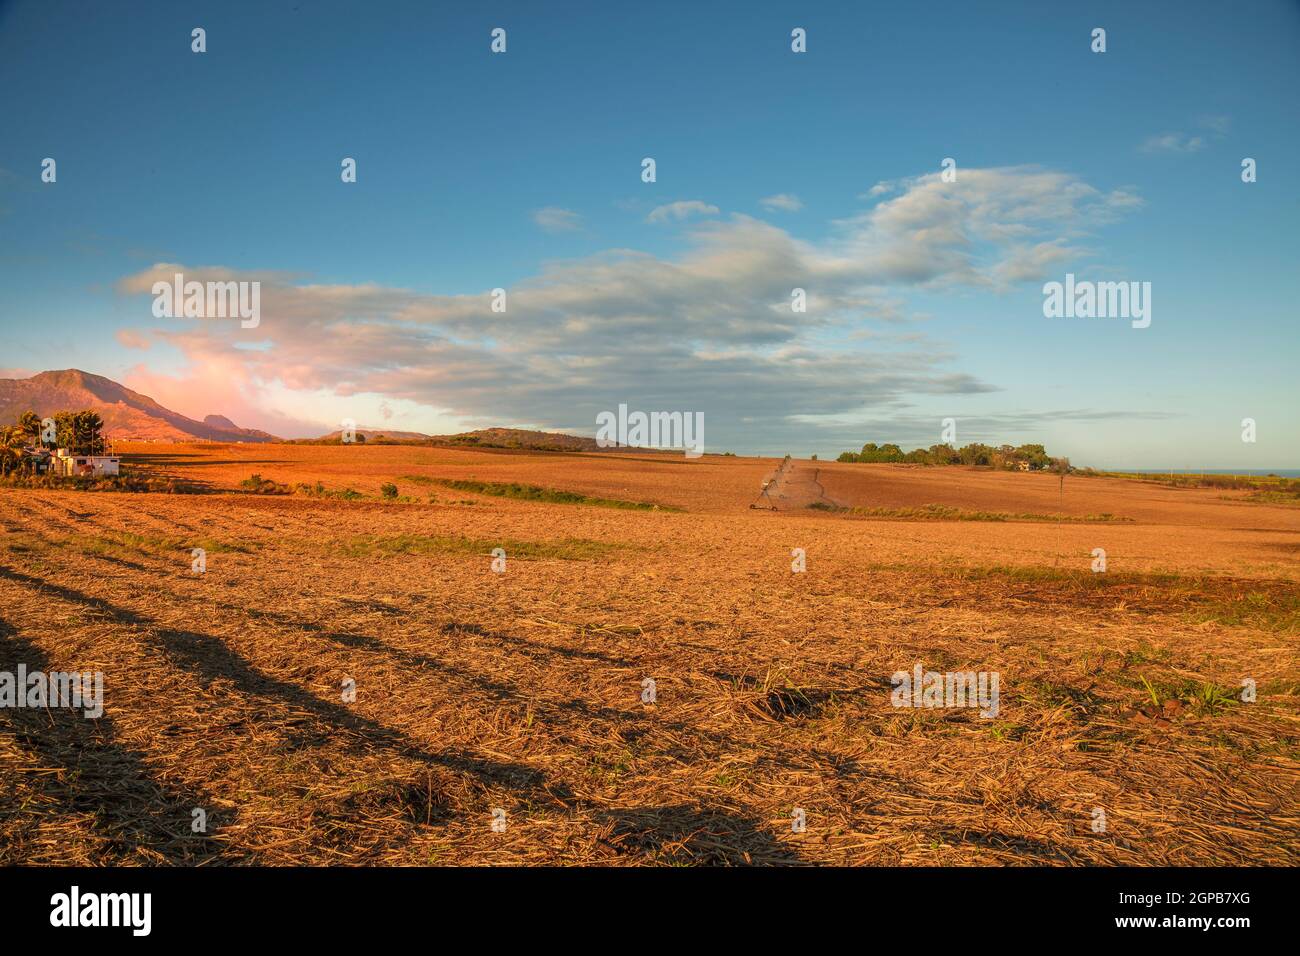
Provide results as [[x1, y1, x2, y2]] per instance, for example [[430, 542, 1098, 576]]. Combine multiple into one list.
[[2, 443, 1297, 865]]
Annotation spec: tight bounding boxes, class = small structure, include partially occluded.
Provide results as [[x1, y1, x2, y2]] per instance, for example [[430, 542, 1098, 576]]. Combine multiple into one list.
[[21, 447, 53, 475], [53, 449, 120, 477], [1016, 461, 1032, 472]]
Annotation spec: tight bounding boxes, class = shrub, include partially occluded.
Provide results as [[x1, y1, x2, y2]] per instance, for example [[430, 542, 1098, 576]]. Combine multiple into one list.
[[239, 473, 290, 495]]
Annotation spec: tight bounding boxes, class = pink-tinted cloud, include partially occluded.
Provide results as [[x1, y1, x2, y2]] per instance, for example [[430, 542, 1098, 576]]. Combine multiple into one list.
[[122, 353, 322, 438], [115, 328, 152, 350]]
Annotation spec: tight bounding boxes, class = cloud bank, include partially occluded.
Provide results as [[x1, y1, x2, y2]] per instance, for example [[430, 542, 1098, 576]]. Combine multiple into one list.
[[114, 166, 1140, 448]]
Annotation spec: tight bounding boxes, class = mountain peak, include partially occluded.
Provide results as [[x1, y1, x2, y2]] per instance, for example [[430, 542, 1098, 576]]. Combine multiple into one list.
[[31, 368, 108, 387], [0, 370, 280, 443]]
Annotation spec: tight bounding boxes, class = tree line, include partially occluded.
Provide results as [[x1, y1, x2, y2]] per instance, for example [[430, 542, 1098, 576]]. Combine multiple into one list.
[[0, 409, 107, 475], [836, 441, 1064, 470]]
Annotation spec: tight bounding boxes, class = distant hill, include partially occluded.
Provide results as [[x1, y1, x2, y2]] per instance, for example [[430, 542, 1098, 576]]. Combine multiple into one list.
[[313, 428, 435, 443], [307, 426, 604, 452], [435, 427, 603, 452], [0, 369, 280, 443]]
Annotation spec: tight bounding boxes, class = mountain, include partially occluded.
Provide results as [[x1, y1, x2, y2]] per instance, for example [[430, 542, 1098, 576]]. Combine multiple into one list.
[[0, 369, 280, 442], [0, 370, 599, 450]]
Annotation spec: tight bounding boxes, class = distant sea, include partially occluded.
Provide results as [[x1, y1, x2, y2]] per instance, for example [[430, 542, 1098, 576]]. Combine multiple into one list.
[[1108, 468, 1300, 478]]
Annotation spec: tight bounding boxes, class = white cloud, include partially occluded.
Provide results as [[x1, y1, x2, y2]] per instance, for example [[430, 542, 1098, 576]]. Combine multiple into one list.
[[759, 193, 803, 212], [532, 206, 582, 232], [1141, 115, 1231, 154], [646, 200, 720, 224], [1140, 133, 1205, 154], [831, 165, 1138, 288], [114, 165, 1140, 447]]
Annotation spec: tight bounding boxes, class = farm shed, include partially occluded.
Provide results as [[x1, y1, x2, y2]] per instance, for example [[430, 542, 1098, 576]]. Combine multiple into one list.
[[54, 451, 120, 477]]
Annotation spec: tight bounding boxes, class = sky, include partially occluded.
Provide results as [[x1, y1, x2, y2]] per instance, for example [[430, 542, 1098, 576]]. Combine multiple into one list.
[[0, 0, 1296, 468]]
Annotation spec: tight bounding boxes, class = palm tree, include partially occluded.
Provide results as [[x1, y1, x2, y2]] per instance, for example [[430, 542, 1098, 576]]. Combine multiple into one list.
[[18, 410, 42, 448], [0, 426, 26, 477]]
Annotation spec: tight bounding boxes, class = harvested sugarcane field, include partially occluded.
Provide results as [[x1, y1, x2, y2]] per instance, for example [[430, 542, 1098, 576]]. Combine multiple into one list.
[[2, 441, 1296, 866], [2, 0, 1298, 937]]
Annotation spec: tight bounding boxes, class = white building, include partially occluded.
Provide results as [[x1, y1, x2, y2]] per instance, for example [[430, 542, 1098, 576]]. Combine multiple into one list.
[[54, 450, 120, 477]]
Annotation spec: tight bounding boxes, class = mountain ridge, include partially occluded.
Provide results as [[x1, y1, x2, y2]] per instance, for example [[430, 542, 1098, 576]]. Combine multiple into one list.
[[0, 369, 279, 442], [0, 370, 602, 451]]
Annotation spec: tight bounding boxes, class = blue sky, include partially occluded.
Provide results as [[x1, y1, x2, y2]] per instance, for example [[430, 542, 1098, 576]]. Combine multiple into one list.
[[0, 0, 1296, 467]]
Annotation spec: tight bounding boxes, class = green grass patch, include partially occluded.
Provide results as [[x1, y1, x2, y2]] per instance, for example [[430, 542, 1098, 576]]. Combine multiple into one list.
[[56, 531, 253, 559], [1123, 674, 1240, 717], [1082, 470, 1300, 493], [1190, 589, 1300, 635], [871, 562, 1300, 637], [845, 504, 1131, 523], [327, 533, 620, 562], [293, 481, 365, 501], [1239, 490, 1300, 506], [413, 478, 678, 511]]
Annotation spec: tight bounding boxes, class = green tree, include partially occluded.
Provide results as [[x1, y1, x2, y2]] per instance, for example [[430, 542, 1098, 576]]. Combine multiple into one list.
[[18, 411, 42, 447], [1014, 443, 1051, 470], [79, 410, 105, 455], [928, 443, 959, 465], [958, 443, 994, 466], [53, 410, 106, 455], [0, 426, 26, 476], [53, 412, 76, 452]]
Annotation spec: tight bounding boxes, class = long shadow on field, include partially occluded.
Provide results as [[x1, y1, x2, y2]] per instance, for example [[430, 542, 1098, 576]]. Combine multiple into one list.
[[311, 628, 734, 761], [34, 555, 751, 759], [3, 545, 766, 762], [0, 565, 569, 808], [62, 576, 740, 761], [156, 592, 752, 758], [595, 804, 804, 865], [1, 566, 812, 866], [123, 454, 289, 470], [0, 616, 238, 864]]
